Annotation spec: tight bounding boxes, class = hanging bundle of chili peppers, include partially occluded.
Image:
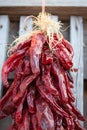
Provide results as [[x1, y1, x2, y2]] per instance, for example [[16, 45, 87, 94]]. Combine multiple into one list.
[[0, 12, 86, 130]]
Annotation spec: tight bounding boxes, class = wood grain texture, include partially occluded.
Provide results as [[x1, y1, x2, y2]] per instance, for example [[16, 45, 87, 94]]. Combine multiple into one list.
[[0, 0, 87, 7], [0, 15, 10, 98], [84, 47, 87, 79], [0, 6, 87, 21], [70, 16, 83, 117]]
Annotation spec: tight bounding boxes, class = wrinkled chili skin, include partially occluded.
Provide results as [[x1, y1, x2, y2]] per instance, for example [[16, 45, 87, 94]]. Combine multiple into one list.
[[0, 32, 86, 130], [36, 77, 69, 118], [27, 88, 36, 113], [29, 33, 46, 74], [13, 74, 38, 105], [62, 38, 74, 57], [15, 91, 27, 124], [18, 109, 30, 130], [42, 46, 53, 65], [2, 49, 26, 88], [42, 65, 59, 96], [10, 39, 31, 55], [36, 97, 55, 130], [51, 62, 68, 103]]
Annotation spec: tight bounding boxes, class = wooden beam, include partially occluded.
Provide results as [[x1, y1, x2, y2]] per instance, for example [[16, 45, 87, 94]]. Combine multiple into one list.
[[70, 16, 83, 117], [0, 6, 87, 21], [0, 15, 10, 98], [0, 0, 87, 7]]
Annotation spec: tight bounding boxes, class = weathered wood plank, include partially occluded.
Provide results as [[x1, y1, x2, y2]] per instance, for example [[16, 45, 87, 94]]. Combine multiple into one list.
[[0, 15, 10, 98], [70, 16, 83, 116], [0, 0, 87, 7], [19, 16, 33, 36], [0, 7, 87, 21]]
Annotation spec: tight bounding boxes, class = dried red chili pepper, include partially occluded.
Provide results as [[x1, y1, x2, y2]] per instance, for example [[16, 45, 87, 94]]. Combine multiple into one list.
[[31, 114, 38, 130], [52, 40, 73, 70], [70, 102, 86, 121], [15, 91, 27, 124], [18, 109, 30, 130], [36, 97, 55, 130], [27, 88, 36, 113], [42, 46, 53, 64], [23, 60, 31, 76], [2, 49, 26, 88], [36, 77, 69, 117], [62, 38, 74, 57], [10, 39, 31, 55], [13, 74, 37, 105], [29, 33, 45, 74], [51, 62, 68, 103], [74, 118, 86, 130], [42, 65, 59, 96], [0, 29, 86, 130]]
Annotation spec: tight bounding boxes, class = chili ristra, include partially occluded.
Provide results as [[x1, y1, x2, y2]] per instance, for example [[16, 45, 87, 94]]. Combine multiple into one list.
[[0, 12, 86, 130]]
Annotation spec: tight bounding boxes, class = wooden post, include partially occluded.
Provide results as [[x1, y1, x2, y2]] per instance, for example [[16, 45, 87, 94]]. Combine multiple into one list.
[[0, 15, 10, 98], [70, 16, 83, 116]]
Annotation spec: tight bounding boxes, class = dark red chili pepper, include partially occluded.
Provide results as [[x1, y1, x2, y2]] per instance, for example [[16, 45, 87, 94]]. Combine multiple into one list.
[[74, 118, 86, 130], [0, 31, 86, 130], [15, 91, 27, 124], [13, 74, 37, 105], [63, 72, 75, 102], [42, 65, 59, 96], [23, 60, 31, 76], [27, 88, 36, 113], [51, 62, 68, 103], [18, 109, 30, 130], [53, 112, 62, 129], [62, 38, 74, 57], [2, 49, 26, 88], [36, 97, 55, 130], [42, 46, 53, 64], [52, 40, 73, 70], [10, 39, 31, 55], [70, 102, 86, 121], [36, 77, 69, 118], [31, 114, 38, 130], [0, 60, 24, 116], [29, 33, 45, 74]]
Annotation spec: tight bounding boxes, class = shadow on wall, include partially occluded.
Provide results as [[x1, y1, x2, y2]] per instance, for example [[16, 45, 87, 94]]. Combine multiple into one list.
[[0, 116, 12, 130]]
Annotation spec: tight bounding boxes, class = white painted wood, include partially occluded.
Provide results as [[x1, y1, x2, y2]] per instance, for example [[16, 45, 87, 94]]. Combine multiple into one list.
[[51, 15, 58, 21], [0, 15, 10, 98], [0, 0, 87, 7], [19, 16, 33, 36], [70, 16, 83, 117]]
